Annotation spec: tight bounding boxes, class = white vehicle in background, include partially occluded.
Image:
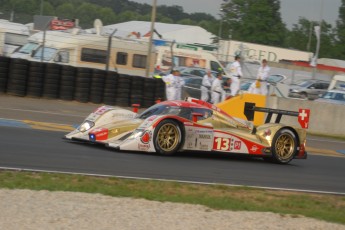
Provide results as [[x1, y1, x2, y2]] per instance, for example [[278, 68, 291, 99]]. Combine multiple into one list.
[[155, 46, 226, 74], [11, 30, 156, 76], [315, 89, 345, 105], [328, 74, 345, 90], [0, 20, 30, 56]]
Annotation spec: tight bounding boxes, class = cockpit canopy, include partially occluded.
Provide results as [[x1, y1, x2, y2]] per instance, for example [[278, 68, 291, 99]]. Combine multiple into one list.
[[137, 104, 212, 121]]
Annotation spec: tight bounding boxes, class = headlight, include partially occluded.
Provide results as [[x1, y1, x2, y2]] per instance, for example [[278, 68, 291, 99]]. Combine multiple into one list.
[[128, 130, 144, 140], [78, 121, 95, 132]]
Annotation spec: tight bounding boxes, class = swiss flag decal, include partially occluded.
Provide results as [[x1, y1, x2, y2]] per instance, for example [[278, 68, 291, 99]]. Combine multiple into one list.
[[298, 109, 310, 129]]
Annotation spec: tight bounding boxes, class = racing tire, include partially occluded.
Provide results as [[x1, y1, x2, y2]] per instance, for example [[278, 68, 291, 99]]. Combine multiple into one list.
[[270, 129, 297, 164], [153, 119, 184, 156]]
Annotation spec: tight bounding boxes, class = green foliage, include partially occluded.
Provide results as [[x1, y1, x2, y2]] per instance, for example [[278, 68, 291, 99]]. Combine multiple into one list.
[[335, 0, 345, 59], [220, 0, 286, 45], [55, 3, 77, 19]]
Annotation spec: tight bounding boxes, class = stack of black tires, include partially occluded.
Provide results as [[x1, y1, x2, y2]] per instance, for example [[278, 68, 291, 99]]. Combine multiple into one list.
[[59, 65, 76, 101], [42, 63, 61, 99], [6, 58, 30, 97], [116, 74, 132, 107], [27, 62, 46, 98], [103, 71, 118, 105], [0, 56, 10, 94], [74, 67, 92, 103]]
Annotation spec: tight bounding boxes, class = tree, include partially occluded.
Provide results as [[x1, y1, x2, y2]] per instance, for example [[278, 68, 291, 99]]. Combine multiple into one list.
[[56, 3, 76, 19], [284, 17, 314, 52], [220, 0, 286, 46], [335, 0, 345, 59], [97, 7, 116, 25], [75, 3, 101, 28], [285, 18, 336, 59]]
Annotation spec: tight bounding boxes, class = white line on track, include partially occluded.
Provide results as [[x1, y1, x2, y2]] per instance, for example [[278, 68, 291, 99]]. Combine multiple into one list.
[[0, 107, 85, 117], [308, 138, 345, 144], [1, 166, 344, 196]]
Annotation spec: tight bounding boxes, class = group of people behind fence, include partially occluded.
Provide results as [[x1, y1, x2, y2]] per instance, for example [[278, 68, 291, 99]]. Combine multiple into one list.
[[161, 56, 270, 103], [201, 70, 226, 104]]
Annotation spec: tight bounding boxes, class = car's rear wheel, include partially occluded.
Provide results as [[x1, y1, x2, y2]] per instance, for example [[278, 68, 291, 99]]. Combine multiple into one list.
[[153, 119, 183, 155], [270, 129, 297, 164]]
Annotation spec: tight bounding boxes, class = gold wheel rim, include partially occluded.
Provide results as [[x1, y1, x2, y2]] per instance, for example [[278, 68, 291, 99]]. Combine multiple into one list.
[[157, 123, 179, 152], [275, 134, 295, 160]]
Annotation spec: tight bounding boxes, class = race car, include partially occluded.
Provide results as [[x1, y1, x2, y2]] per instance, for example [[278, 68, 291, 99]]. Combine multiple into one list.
[[64, 97, 310, 164]]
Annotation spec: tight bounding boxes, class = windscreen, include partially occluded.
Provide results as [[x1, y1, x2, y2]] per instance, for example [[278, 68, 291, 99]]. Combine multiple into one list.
[[137, 104, 191, 120], [33, 47, 57, 61]]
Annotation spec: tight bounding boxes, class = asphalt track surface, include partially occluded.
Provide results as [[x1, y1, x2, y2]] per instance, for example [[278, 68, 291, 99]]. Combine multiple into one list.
[[0, 95, 345, 195]]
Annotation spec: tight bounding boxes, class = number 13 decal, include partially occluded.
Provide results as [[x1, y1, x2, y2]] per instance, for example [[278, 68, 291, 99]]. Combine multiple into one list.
[[213, 137, 230, 151], [213, 137, 242, 151]]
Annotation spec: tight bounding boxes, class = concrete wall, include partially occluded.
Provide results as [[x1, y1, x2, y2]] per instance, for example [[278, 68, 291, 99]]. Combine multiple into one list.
[[267, 96, 345, 137]]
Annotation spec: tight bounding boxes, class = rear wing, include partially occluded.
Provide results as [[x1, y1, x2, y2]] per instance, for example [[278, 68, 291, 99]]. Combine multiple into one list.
[[244, 102, 310, 129]]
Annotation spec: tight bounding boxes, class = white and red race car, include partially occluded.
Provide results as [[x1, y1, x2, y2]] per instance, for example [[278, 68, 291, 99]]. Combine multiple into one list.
[[65, 98, 310, 164]]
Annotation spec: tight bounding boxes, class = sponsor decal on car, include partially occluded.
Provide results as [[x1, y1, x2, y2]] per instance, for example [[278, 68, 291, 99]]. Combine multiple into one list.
[[93, 106, 113, 115], [250, 145, 259, 153], [140, 131, 152, 144], [213, 137, 243, 151], [138, 143, 150, 151], [89, 128, 109, 141]]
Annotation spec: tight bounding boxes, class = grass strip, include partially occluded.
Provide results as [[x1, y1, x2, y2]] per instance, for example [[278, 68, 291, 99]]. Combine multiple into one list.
[[0, 170, 344, 225]]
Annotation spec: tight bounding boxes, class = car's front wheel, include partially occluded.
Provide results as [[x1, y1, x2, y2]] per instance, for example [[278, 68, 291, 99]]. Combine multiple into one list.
[[153, 119, 183, 155], [270, 129, 297, 164]]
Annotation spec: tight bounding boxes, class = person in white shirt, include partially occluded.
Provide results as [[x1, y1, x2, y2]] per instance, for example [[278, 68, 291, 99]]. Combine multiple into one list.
[[162, 70, 176, 100], [248, 59, 270, 95], [228, 55, 243, 96], [200, 69, 215, 102], [254, 59, 271, 95], [211, 72, 225, 104], [173, 70, 185, 100]]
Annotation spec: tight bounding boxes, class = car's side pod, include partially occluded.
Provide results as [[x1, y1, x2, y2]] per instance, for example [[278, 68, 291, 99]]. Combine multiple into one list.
[[244, 102, 299, 124]]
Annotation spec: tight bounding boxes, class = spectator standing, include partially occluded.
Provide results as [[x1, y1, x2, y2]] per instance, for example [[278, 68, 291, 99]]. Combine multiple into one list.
[[211, 72, 225, 104], [228, 56, 243, 96], [223, 77, 232, 100], [223, 77, 232, 92], [200, 69, 215, 102], [162, 70, 176, 100], [173, 70, 185, 100], [249, 59, 270, 95]]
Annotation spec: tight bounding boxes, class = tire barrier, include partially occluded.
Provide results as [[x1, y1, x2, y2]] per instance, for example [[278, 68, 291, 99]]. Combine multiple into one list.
[[142, 77, 156, 107], [26, 62, 46, 98], [59, 65, 76, 101], [130, 75, 144, 106], [2, 58, 166, 108], [7, 58, 30, 97], [0, 56, 11, 94], [116, 74, 132, 107], [90, 69, 106, 104], [103, 71, 118, 105], [154, 78, 166, 103], [43, 63, 61, 99], [74, 67, 92, 103]]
